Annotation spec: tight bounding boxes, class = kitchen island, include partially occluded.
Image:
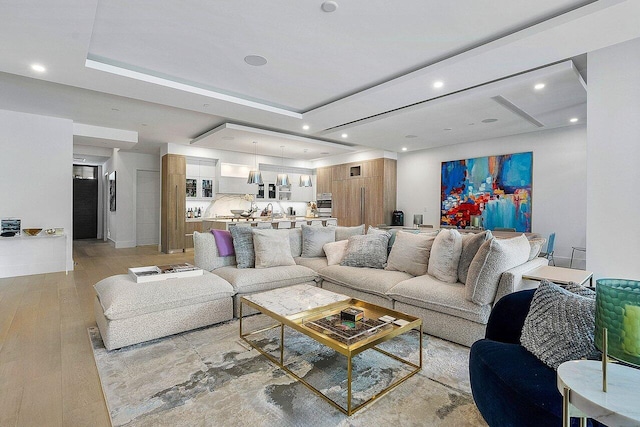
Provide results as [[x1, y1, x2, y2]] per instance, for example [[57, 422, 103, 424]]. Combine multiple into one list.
[[202, 217, 337, 231]]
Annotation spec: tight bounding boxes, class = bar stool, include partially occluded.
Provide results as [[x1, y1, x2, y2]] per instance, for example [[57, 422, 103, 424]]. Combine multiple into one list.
[[570, 246, 586, 268]]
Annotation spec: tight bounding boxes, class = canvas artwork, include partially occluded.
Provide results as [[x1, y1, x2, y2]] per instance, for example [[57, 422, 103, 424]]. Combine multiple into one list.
[[109, 171, 116, 212], [441, 152, 532, 232]]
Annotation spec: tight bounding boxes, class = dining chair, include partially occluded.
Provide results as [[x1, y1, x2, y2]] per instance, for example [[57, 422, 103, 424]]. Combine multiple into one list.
[[539, 232, 556, 266]]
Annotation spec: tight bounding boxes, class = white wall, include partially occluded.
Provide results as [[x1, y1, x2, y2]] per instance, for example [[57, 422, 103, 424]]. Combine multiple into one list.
[[0, 109, 74, 277], [397, 125, 587, 267], [587, 37, 640, 280]]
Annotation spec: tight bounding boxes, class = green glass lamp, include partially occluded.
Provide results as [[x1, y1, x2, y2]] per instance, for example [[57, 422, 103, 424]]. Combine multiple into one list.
[[595, 278, 640, 391]]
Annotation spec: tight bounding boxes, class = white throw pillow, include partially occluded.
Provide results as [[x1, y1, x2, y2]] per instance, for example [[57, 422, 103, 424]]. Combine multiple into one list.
[[252, 229, 296, 268], [385, 231, 435, 276], [323, 240, 349, 265], [427, 229, 463, 283]]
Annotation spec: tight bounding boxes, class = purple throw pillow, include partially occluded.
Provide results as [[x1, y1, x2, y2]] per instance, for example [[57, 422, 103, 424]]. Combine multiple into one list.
[[211, 229, 235, 257]]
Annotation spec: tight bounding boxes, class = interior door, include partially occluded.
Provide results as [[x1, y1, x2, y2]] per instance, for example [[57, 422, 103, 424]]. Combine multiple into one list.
[[73, 177, 98, 239]]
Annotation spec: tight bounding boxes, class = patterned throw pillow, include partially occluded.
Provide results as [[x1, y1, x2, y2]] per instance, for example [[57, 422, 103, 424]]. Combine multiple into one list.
[[520, 280, 599, 370], [229, 226, 255, 269], [341, 233, 390, 269]]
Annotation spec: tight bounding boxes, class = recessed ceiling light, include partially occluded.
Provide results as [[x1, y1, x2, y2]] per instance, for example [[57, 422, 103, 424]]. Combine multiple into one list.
[[405, 134, 417, 138], [321, 1, 338, 12], [534, 83, 545, 90], [302, 124, 310, 130], [468, 123, 475, 126], [444, 128, 452, 131], [320, 152, 330, 155], [481, 118, 498, 123], [203, 103, 210, 107], [401, 147, 408, 151], [433, 81, 444, 89], [111, 108, 120, 112], [570, 117, 579, 123], [141, 123, 148, 127], [221, 136, 234, 140], [341, 133, 348, 138], [244, 55, 267, 66], [31, 64, 46, 73]]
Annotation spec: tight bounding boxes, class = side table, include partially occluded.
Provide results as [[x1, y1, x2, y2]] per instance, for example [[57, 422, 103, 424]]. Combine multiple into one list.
[[522, 265, 594, 288], [557, 360, 640, 427]]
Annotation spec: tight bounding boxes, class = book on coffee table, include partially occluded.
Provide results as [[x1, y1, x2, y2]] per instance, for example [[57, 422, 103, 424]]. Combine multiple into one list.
[[128, 263, 203, 283]]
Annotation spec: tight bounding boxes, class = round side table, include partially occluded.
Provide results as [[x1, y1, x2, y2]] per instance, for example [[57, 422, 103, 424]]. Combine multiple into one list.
[[557, 360, 640, 426]]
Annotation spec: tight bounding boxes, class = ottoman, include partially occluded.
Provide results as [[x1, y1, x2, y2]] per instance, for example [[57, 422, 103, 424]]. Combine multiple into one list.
[[94, 270, 235, 350]]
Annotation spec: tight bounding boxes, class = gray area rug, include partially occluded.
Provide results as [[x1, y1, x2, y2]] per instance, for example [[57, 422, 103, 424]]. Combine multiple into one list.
[[89, 317, 486, 427]]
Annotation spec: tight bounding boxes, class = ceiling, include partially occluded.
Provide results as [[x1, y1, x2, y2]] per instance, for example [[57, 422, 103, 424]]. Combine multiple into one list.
[[0, 0, 639, 161]]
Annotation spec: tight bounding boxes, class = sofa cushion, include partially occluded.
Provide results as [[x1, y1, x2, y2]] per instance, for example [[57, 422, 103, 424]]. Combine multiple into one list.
[[520, 280, 598, 369], [213, 265, 318, 294], [385, 231, 435, 276], [466, 235, 530, 305], [289, 228, 302, 257], [252, 229, 296, 268], [320, 265, 412, 298], [428, 228, 463, 283], [367, 226, 396, 253], [335, 224, 365, 241], [193, 231, 236, 271], [458, 231, 492, 284], [94, 271, 235, 320], [301, 224, 336, 257], [386, 275, 491, 324], [211, 229, 235, 257], [229, 226, 255, 269], [527, 237, 547, 261], [341, 233, 390, 269], [323, 239, 349, 265], [294, 256, 328, 272]]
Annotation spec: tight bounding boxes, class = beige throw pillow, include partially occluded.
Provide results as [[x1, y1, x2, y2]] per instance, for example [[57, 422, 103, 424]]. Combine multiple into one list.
[[457, 230, 492, 285], [252, 229, 296, 268], [465, 235, 530, 305], [323, 240, 349, 265], [385, 231, 435, 276], [527, 237, 547, 261], [427, 229, 463, 283]]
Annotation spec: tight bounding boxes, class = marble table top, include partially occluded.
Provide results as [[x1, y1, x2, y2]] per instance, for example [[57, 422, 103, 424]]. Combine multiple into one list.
[[243, 284, 351, 317], [557, 360, 640, 426]]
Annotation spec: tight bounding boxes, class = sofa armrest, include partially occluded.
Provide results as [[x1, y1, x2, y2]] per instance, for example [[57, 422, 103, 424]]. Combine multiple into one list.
[[485, 289, 535, 343], [494, 257, 548, 304], [193, 231, 236, 271]]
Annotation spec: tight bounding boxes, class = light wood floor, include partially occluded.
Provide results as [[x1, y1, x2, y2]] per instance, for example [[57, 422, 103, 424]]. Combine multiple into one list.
[[0, 240, 194, 427]]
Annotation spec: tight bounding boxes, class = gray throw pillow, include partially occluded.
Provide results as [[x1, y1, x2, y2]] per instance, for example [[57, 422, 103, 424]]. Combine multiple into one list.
[[289, 228, 302, 257], [341, 233, 390, 269], [520, 280, 599, 370], [457, 231, 492, 285], [301, 224, 336, 257], [335, 224, 365, 241], [385, 231, 435, 276], [252, 229, 296, 268], [527, 237, 547, 261], [427, 229, 463, 283], [465, 235, 530, 305], [229, 226, 255, 269], [367, 225, 396, 253]]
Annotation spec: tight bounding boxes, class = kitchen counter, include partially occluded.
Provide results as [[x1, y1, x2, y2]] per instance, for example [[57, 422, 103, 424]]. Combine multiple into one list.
[[186, 218, 203, 222], [202, 217, 337, 231]]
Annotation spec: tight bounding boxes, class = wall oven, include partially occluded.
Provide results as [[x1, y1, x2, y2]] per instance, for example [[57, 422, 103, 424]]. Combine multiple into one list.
[[316, 193, 332, 218]]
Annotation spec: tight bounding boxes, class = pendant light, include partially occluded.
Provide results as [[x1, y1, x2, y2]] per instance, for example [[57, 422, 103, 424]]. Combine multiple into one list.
[[247, 141, 263, 184], [275, 145, 290, 186], [299, 174, 313, 187]]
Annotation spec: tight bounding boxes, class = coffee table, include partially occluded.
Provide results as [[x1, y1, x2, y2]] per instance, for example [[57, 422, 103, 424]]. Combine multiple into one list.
[[239, 284, 422, 415]]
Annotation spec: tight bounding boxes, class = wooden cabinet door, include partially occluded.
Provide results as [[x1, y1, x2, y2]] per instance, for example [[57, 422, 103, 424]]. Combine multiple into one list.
[[316, 167, 332, 195], [364, 176, 384, 228], [166, 173, 186, 251]]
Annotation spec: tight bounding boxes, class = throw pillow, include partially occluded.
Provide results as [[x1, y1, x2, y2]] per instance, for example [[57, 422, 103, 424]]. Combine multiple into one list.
[[465, 235, 530, 305], [527, 237, 547, 261], [520, 280, 599, 370], [229, 226, 255, 269], [301, 224, 336, 257], [341, 233, 390, 269], [289, 228, 302, 257], [427, 229, 463, 283], [367, 225, 396, 253], [457, 231, 492, 285], [211, 229, 235, 257], [323, 240, 349, 265], [385, 231, 435, 276], [252, 229, 296, 268], [335, 224, 365, 241]]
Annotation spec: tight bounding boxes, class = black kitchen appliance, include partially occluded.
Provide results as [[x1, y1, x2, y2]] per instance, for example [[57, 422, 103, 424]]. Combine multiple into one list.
[[391, 210, 404, 226]]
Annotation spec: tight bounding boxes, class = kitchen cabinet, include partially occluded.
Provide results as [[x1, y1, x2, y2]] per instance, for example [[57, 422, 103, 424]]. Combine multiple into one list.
[[184, 220, 203, 250], [186, 158, 216, 199], [161, 154, 186, 253], [316, 167, 332, 195]]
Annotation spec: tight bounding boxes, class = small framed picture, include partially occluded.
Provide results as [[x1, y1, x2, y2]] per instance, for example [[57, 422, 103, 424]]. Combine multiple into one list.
[[109, 171, 116, 212], [1, 218, 21, 235]]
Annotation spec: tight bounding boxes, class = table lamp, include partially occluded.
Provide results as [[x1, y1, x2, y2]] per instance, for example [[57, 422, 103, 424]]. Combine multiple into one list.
[[595, 278, 640, 391]]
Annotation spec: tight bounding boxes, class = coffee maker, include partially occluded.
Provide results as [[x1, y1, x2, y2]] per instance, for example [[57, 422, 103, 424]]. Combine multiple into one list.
[[391, 210, 404, 226]]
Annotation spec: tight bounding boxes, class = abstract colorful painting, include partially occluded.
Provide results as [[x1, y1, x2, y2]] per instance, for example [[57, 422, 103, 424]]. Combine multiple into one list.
[[441, 152, 532, 232]]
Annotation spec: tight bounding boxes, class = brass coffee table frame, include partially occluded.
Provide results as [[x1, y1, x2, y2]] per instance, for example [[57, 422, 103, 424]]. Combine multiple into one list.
[[239, 296, 422, 416]]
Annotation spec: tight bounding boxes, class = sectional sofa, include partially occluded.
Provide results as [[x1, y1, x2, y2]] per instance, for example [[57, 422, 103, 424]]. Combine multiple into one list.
[[193, 225, 547, 347]]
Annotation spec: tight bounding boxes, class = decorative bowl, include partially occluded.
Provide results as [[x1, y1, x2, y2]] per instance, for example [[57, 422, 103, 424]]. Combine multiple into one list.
[[230, 209, 245, 217], [44, 228, 56, 235], [23, 228, 43, 236]]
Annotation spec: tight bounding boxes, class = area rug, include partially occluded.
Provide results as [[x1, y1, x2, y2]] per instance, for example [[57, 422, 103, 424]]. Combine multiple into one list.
[[89, 317, 486, 427]]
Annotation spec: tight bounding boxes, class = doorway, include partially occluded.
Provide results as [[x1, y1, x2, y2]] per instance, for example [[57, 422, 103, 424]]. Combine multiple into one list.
[[136, 170, 160, 246], [73, 165, 98, 239]]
